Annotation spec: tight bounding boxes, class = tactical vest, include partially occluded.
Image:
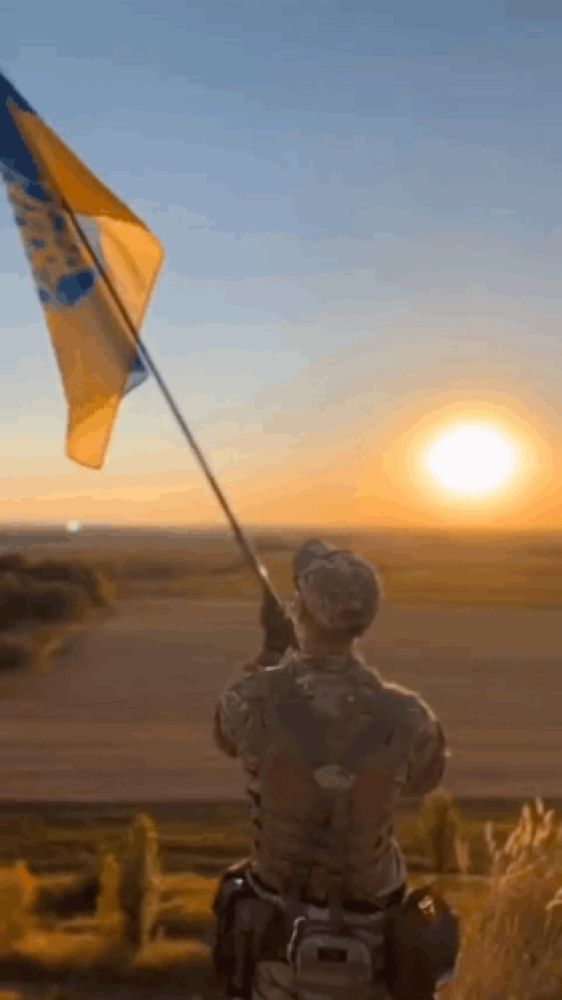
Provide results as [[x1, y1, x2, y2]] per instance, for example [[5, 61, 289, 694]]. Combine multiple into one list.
[[239, 653, 421, 907]]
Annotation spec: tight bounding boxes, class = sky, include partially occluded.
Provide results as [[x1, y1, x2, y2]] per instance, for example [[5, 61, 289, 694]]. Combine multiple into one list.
[[1, 0, 562, 529]]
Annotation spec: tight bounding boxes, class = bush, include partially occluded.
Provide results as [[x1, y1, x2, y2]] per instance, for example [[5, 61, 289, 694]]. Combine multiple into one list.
[[24, 559, 115, 608], [0, 553, 28, 573], [24, 580, 91, 625], [0, 559, 114, 670], [0, 574, 29, 631], [0, 573, 84, 631], [0, 556, 115, 643]]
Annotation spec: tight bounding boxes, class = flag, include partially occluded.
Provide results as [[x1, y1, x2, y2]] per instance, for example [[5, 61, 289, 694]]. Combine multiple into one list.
[[0, 71, 164, 469]]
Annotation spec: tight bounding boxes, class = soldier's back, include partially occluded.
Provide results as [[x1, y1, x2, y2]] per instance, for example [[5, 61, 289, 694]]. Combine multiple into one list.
[[250, 652, 444, 903]]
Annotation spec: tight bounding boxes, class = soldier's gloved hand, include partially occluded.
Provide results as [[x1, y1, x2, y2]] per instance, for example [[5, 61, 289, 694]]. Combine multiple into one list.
[[259, 587, 299, 658]]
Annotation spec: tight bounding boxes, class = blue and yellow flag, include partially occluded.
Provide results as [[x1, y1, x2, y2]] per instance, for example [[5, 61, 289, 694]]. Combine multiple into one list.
[[0, 72, 163, 469]]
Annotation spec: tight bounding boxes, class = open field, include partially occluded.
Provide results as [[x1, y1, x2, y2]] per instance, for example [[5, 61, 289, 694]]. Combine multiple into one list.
[[4, 524, 562, 607], [0, 527, 560, 799], [0, 593, 559, 799], [0, 526, 562, 799], [0, 527, 560, 996]]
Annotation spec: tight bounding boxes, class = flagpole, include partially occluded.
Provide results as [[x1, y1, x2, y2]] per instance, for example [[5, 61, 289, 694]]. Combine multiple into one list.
[[55, 197, 279, 604]]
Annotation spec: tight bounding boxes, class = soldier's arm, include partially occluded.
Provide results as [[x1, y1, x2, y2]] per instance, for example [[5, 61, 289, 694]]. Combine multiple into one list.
[[213, 589, 294, 757], [258, 587, 298, 664], [213, 671, 262, 759], [403, 699, 448, 796]]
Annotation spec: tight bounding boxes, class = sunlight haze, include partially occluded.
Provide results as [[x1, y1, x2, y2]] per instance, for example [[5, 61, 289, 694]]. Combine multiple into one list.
[[1, 0, 561, 530]]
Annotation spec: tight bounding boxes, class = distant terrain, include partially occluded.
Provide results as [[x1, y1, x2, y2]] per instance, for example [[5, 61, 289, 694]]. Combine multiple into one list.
[[0, 525, 560, 800], [4, 523, 561, 607], [0, 526, 560, 998]]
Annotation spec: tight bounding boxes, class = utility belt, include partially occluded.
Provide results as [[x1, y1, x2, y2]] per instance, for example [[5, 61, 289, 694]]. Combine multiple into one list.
[[212, 861, 459, 1000]]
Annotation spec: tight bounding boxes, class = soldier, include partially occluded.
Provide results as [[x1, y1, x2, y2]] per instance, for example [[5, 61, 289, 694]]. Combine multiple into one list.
[[213, 540, 455, 1000]]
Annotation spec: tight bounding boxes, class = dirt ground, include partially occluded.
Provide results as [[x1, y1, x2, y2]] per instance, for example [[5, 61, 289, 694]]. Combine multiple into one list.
[[0, 595, 559, 800]]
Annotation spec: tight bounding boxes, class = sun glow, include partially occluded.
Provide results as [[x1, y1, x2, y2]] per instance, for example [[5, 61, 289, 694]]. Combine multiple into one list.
[[424, 422, 519, 498]]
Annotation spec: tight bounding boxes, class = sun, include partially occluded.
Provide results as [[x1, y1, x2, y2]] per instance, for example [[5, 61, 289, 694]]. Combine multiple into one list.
[[424, 422, 519, 498]]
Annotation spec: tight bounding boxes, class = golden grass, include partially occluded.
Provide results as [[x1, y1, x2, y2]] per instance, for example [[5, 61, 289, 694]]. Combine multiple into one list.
[[13, 929, 113, 970], [159, 872, 217, 935], [0, 800, 560, 995], [135, 937, 210, 970], [0, 863, 37, 952], [443, 799, 562, 999]]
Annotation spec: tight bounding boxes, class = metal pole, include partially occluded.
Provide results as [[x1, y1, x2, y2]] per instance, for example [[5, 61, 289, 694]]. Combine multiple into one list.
[[54, 195, 279, 602]]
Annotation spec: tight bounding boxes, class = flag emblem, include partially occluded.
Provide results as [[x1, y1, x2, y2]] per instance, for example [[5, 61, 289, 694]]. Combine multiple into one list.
[[0, 71, 163, 468], [2, 166, 98, 308]]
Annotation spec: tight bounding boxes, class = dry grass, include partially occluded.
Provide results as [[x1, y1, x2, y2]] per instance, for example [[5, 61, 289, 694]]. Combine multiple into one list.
[[0, 800, 523, 882], [444, 799, 562, 999], [95, 855, 123, 940], [0, 863, 37, 952], [12, 929, 121, 972], [36, 873, 99, 920], [135, 936, 210, 970], [159, 872, 217, 936], [118, 814, 161, 948], [0, 801, 559, 996], [416, 789, 464, 873]]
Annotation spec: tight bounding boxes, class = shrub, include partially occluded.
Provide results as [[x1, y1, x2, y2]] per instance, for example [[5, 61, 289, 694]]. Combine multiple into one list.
[[0, 556, 116, 669], [24, 559, 115, 608], [417, 789, 463, 873], [0, 561, 113, 635], [24, 580, 91, 625], [0, 553, 28, 573], [0, 574, 29, 631]]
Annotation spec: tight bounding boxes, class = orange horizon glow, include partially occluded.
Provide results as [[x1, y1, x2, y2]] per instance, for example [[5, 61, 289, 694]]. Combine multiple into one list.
[[1, 395, 560, 532], [354, 394, 557, 530]]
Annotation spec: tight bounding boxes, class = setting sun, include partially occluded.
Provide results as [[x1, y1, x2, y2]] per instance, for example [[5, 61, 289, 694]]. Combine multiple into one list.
[[424, 422, 519, 498]]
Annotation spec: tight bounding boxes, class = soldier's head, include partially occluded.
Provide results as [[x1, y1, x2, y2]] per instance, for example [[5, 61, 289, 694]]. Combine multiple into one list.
[[292, 540, 381, 652]]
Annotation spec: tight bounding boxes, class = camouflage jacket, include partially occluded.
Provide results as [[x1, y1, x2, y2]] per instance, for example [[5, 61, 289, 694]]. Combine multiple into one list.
[[214, 650, 447, 904]]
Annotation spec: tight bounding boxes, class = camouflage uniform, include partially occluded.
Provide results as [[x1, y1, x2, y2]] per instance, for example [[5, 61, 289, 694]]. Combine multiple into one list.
[[214, 542, 447, 999]]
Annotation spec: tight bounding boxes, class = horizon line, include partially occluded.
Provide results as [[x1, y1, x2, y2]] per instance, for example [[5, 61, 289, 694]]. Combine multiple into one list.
[[1, 520, 562, 537]]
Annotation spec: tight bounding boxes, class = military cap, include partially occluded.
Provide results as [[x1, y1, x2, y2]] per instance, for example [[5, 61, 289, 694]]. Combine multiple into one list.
[[293, 539, 380, 633]]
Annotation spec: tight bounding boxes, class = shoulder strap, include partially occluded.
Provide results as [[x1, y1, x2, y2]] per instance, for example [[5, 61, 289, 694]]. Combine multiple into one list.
[[260, 658, 329, 903]]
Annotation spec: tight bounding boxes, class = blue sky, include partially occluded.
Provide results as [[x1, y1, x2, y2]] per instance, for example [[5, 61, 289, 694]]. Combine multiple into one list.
[[1, 0, 562, 525]]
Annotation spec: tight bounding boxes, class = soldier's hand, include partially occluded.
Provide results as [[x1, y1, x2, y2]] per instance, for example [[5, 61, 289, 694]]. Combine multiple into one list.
[[259, 587, 298, 656]]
